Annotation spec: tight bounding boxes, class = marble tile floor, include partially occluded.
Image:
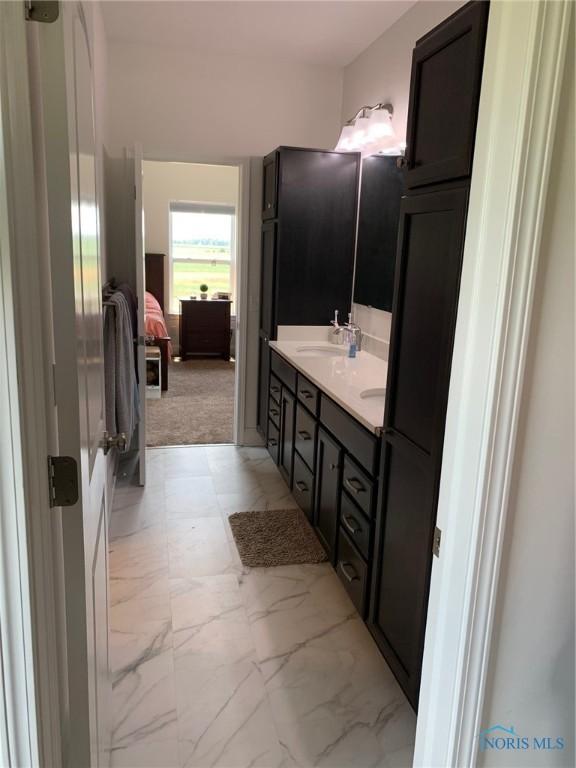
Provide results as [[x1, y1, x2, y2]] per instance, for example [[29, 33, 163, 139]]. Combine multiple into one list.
[[109, 445, 416, 768]]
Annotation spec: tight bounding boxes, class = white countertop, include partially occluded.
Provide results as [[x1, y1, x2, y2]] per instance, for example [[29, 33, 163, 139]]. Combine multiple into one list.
[[269, 341, 387, 434]]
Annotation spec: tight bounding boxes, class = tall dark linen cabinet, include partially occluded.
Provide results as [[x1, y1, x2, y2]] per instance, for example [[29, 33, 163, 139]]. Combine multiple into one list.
[[257, 147, 360, 439], [368, 1, 489, 709]]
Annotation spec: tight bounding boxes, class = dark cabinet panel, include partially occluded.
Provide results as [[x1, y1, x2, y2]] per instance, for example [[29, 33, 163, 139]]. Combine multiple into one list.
[[293, 453, 315, 522], [267, 420, 279, 465], [320, 395, 379, 477], [262, 151, 278, 220], [314, 428, 342, 563], [257, 335, 270, 438], [342, 455, 375, 521], [404, 1, 489, 188], [275, 148, 360, 327], [370, 1, 489, 712], [354, 155, 404, 311], [260, 222, 277, 337], [340, 491, 371, 562], [268, 396, 280, 430], [294, 403, 316, 471], [270, 350, 297, 391], [337, 529, 368, 618], [297, 375, 320, 416], [278, 387, 295, 487], [370, 438, 434, 705], [269, 374, 281, 403], [386, 187, 468, 454]]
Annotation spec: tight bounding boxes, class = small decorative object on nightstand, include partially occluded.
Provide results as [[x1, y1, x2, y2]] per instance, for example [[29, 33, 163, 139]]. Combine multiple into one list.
[[179, 298, 232, 360], [199, 283, 209, 300]]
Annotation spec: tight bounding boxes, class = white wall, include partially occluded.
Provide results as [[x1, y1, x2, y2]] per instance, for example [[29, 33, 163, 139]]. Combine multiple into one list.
[[143, 161, 239, 260], [343, 0, 463, 352], [479, 35, 575, 767], [107, 43, 343, 159]]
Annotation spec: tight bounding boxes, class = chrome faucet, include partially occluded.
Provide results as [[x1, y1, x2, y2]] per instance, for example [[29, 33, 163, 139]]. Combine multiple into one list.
[[330, 310, 345, 345]]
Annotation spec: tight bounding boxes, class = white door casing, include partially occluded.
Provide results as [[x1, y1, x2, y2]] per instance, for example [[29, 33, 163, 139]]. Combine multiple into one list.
[[134, 144, 146, 485], [33, 2, 111, 765]]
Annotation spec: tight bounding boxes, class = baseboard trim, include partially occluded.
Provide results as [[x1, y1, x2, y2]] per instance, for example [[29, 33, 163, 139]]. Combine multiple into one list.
[[238, 427, 265, 447]]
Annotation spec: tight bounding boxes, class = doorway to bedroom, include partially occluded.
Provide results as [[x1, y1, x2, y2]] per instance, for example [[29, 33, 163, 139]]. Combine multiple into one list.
[[142, 160, 240, 447]]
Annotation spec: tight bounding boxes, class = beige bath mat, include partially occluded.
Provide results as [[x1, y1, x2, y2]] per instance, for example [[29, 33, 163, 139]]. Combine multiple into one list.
[[228, 508, 327, 568]]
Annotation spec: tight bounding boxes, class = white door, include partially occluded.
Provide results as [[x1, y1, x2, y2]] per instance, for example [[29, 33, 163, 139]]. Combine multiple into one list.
[[34, 3, 111, 765], [134, 145, 146, 485]]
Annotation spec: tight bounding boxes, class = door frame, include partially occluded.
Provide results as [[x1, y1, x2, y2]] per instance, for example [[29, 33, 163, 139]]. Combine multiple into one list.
[[414, 2, 572, 766], [0, 4, 63, 766], [0, 1, 571, 766], [140, 153, 251, 446]]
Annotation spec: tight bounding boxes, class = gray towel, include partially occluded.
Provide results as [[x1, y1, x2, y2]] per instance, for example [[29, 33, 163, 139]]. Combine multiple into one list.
[[104, 292, 139, 449]]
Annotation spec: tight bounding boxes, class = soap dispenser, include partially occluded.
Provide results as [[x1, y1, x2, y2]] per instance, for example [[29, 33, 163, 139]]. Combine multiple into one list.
[[346, 313, 357, 358]]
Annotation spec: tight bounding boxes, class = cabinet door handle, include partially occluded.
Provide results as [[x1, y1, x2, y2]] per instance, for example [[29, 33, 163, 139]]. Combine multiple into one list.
[[344, 476, 366, 495], [300, 389, 314, 399], [339, 561, 359, 583], [329, 463, 338, 471], [342, 514, 361, 536], [295, 480, 308, 493], [270, 386, 280, 395], [297, 430, 311, 441], [270, 408, 279, 417], [268, 438, 278, 447]]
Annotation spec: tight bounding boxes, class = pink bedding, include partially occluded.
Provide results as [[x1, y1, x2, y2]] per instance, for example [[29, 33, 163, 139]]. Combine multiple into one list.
[[145, 291, 172, 355]]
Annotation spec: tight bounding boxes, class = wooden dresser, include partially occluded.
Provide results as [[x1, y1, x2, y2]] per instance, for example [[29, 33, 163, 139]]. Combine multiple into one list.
[[179, 299, 231, 360]]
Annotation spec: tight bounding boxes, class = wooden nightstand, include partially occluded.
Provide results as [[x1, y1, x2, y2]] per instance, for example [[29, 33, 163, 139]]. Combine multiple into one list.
[[179, 299, 232, 360]]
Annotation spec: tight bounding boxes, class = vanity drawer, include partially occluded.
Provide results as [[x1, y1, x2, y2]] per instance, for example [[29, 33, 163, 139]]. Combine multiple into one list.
[[337, 529, 368, 618], [269, 374, 282, 404], [340, 491, 371, 561], [342, 455, 375, 520], [271, 350, 297, 392], [267, 420, 279, 464], [320, 395, 378, 476], [294, 404, 316, 471], [268, 396, 281, 428], [293, 453, 314, 522], [297, 375, 320, 416]]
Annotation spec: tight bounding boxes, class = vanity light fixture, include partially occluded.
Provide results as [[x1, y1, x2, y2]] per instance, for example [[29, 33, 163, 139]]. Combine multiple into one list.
[[335, 102, 401, 156]]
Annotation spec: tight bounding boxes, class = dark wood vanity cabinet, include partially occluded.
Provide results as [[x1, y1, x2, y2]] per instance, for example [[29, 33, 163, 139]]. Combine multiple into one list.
[[369, 0, 489, 710], [265, 347, 384, 635], [314, 428, 342, 563], [256, 145, 361, 441], [278, 387, 295, 487], [262, 153, 278, 220], [404, 1, 489, 189]]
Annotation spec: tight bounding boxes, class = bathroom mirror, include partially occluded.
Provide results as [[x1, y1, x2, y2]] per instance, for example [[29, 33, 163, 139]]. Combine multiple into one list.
[[353, 155, 403, 312]]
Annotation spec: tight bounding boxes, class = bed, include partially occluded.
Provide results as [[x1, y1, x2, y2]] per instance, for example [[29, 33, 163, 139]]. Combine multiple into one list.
[[145, 252, 171, 391]]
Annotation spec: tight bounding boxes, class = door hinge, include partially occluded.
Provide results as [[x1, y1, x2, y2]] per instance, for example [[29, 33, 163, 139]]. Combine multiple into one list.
[[24, 1, 59, 23], [433, 526, 442, 558], [47, 456, 79, 508]]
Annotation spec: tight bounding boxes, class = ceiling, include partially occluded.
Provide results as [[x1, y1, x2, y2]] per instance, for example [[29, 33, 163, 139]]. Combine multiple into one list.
[[101, 1, 417, 67]]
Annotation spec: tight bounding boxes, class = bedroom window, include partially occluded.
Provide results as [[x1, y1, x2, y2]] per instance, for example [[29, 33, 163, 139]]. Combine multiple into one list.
[[169, 202, 235, 313]]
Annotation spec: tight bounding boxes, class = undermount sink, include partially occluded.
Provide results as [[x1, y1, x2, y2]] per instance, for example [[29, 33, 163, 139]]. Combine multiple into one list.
[[360, 387, 386, 401], [295, 345, 346, 357]]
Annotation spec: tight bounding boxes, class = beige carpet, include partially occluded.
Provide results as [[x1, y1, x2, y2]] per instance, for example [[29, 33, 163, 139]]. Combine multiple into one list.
[[146, 359, 235, 446], [228, 508, 328, 567]]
